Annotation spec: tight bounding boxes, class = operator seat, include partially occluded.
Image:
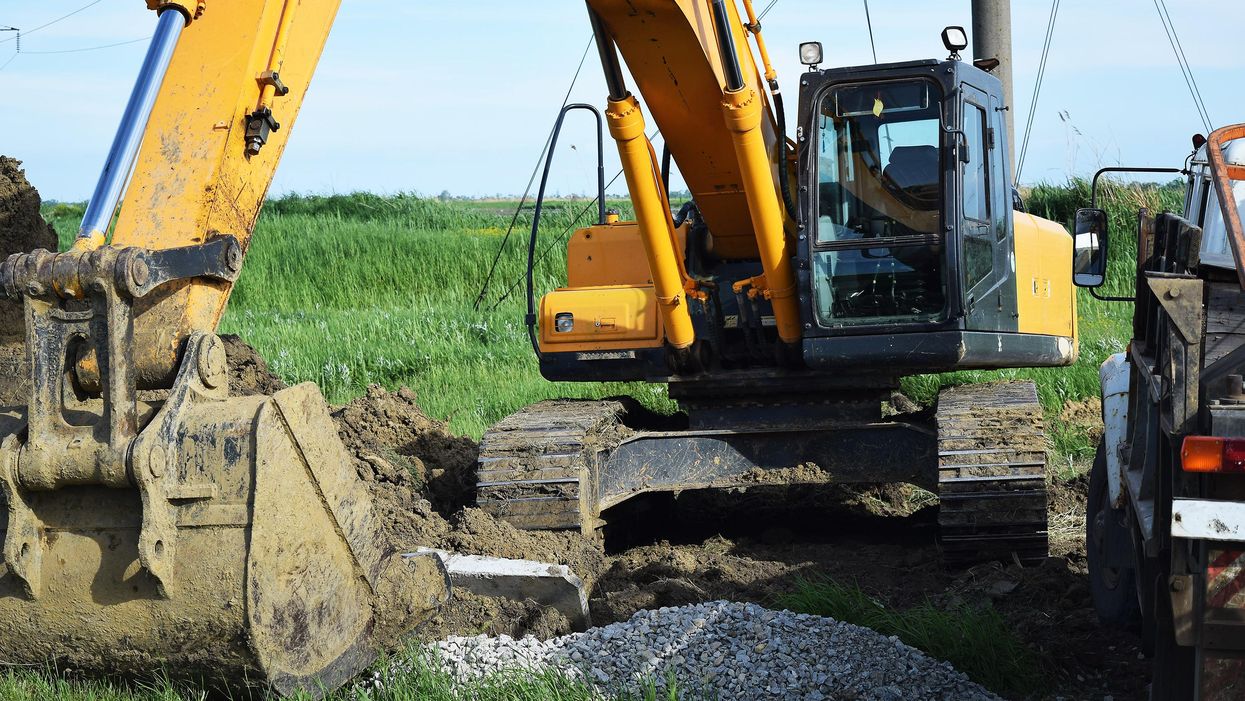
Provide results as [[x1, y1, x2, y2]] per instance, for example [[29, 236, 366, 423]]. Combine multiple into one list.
[[882, 145, 939, 209]]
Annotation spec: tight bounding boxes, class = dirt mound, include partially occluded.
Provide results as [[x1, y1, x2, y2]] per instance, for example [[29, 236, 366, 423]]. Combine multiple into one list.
[[220, 334, 287, 396], [0, 157, 58, 406], [0, 156, 58, 340], [220, 337, 604, 640]]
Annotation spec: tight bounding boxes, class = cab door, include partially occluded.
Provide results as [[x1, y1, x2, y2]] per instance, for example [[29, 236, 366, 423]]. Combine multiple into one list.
[[959, 82, 1008, 331]]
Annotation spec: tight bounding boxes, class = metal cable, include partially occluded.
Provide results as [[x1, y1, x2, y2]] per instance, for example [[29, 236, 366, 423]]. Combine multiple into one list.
[[1016, 0, 1061, 182], [489, 169, 626, 311], [1152, 0, 1212, 133], [473, 36, 595, 311], [0, 0, 103, 45], [757, 0, 779, 21], [22, 35, 151, 54], [863, 0, 878, 63]]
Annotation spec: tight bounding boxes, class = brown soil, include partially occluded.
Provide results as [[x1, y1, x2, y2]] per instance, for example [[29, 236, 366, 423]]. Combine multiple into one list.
[[0, 157, 58, 405], [1060, 396, 1105, 445]]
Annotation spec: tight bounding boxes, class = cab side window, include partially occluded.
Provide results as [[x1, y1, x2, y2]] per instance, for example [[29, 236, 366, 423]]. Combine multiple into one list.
[[962, 102, 992, 290]]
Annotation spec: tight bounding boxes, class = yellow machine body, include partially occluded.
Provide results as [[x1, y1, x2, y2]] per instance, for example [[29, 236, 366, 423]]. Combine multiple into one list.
[[1014, 212, 1078, 339]]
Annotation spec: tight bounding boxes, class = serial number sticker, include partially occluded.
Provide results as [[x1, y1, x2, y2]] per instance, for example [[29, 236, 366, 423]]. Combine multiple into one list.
[[576, 351, 637, 361]]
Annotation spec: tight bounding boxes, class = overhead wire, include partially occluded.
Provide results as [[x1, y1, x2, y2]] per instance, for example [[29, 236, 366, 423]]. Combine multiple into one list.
[[22, 35, 151, 54], [1016, 0, 1061, 182], [1152, 0, 1213, 133], [862, 0, 878, 63], [0, 0, 103, 45], [757, 0, 780, 21], [473, 35, 595, 311]]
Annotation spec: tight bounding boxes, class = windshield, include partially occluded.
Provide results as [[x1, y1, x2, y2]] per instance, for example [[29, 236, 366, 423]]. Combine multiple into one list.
[[813, 79, 947, 327]]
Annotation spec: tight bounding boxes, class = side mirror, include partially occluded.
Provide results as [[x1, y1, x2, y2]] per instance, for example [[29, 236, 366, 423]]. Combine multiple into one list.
[[1073, 207, 1108, 288]]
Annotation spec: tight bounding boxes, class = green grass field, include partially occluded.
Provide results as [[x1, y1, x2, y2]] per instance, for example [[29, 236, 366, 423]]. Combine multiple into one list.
[[45, 177, 1184, 457]]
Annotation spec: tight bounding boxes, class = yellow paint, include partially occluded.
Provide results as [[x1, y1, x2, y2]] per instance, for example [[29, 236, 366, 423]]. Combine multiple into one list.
[[588, 0, 787, 260], [113, 0, 341, 361], [539, 286, 663, 352], [721, 87, 801, 343], [565, 221, 687, 289], [605, 95, 696, 349], [1014, 211, 1077, 340]]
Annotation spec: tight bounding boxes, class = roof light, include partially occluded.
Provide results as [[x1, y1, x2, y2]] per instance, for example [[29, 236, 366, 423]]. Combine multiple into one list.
[[941, 26, 967, 60], [799, 41, 823, 67], [1181, 436, 1245, 473]]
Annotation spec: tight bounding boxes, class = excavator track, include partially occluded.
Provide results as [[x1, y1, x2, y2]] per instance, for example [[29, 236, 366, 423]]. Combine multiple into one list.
[[476, 400, 626, 534], [935, 381, 1050, 566]]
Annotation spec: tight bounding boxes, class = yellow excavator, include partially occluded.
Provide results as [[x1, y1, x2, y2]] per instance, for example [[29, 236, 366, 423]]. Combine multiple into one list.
[[480, 0, 1078, 567], [0, 0, 1079, 697], [1, 0, 447, 696]]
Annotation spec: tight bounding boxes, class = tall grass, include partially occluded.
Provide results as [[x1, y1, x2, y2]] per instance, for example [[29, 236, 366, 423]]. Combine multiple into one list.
[[776, 577, 1042, 698], [41, 180, 1184, 448]]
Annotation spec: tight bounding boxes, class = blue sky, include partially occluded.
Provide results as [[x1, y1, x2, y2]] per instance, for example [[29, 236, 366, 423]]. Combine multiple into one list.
[[1, 1, 1241, 201]]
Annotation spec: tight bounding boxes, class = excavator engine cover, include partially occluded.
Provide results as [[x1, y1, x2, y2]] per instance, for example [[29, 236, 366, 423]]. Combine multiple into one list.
[[0, 245, 448, 697]]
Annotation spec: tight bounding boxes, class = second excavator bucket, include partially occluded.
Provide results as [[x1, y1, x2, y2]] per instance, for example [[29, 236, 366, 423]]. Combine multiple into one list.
[[0, 245, 448, 697]]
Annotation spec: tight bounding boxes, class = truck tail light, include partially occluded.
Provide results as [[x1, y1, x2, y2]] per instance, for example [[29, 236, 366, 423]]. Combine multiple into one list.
[[1182, 436, 1245, 473]]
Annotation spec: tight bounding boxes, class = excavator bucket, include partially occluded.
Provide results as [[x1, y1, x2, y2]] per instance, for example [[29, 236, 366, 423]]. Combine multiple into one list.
[[0, 247, 448, 697]]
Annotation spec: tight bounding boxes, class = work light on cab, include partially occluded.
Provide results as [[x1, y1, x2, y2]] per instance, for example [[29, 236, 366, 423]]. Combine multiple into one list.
[[799, 41, 822, 68], [941, 26, 967, 59]]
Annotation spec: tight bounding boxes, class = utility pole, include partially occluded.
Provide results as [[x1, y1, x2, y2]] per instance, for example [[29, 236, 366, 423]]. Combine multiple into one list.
[[971, 0, 1014, 174]]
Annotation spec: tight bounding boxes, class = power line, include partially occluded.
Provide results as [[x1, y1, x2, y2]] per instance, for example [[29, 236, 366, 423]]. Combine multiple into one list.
[[22, 35, 150, 54], [474, 35, 595, 311], [1152, 0, 1212, 133], [0, 51, 17, 73], [0, 0, 103, 45], [862, 0, 878, 63], [758, 0, 780, 21], [1016, 0, 1061, 182]]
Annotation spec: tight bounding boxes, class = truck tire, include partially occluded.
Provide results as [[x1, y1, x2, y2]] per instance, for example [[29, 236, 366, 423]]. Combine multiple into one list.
[[1087, 440, 1141, 628]]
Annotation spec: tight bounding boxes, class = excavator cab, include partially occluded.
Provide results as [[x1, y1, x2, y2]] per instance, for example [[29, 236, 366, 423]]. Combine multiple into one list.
[[798, 58, 1076, 372]]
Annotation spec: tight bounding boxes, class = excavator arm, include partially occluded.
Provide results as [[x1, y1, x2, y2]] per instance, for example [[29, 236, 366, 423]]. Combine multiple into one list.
[[0, 3, 449, 696]]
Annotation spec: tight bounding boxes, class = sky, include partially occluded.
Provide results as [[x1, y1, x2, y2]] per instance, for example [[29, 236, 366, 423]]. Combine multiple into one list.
[[0, 0, 1241, 202]]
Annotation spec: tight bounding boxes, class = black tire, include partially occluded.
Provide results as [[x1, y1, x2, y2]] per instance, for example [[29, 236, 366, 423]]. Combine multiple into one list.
[[1087, 440, 1142, 628]]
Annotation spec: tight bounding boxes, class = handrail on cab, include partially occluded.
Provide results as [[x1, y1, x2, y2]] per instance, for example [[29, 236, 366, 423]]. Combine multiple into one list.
[[1206, 123, 1245, 289]]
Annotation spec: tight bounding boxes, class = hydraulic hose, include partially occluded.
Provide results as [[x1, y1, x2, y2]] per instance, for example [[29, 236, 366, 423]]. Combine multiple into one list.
[[772, 91, 799, 222]]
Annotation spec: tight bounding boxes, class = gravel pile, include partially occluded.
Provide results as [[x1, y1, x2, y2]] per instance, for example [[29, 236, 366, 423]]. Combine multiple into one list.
[[420, 601, 1000, 700]]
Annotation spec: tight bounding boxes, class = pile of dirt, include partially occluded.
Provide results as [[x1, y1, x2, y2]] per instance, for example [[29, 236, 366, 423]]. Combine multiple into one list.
[[0, 157, 58, 406], [222, 342, 606, 642]]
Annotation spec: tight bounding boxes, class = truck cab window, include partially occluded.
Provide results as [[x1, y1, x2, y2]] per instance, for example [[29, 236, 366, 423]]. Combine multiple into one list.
[[813, 79, 946, 327]]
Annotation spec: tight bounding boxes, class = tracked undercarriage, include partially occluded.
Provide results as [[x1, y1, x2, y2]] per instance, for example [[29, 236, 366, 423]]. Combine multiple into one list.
[[479, 379, 1049, 566]]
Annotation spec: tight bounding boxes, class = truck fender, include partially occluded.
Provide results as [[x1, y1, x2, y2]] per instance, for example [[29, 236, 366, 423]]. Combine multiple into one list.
[[1100, 352, 1130, 506]]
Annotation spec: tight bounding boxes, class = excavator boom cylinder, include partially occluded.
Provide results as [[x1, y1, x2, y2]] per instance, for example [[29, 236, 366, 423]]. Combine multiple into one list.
[[76, 8, 185, 250], [606, 95, 696, 350]]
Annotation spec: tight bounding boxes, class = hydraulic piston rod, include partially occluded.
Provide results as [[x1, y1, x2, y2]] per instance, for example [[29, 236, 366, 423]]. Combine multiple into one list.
[[75, 7, 187, 251]]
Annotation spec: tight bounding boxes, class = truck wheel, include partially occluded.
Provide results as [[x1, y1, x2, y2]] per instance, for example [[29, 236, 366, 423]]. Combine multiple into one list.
[[1087, 440, 1141, 628]]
